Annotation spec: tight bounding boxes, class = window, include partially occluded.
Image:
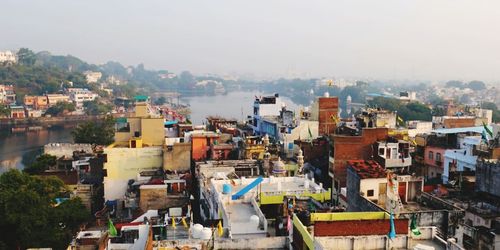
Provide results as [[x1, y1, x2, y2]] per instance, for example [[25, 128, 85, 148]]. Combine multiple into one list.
[[378, 148, 385, 156], [428, 151, 434, 160], [436, 153, 442, 162], [367, 190, 374, 197]]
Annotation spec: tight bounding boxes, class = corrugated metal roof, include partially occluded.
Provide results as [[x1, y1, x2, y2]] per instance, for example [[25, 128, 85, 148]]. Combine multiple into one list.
[[431, 126, 492, 134]]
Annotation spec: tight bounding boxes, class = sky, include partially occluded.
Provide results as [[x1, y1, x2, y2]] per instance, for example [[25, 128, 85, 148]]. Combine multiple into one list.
[[1, 0, 500, 82]]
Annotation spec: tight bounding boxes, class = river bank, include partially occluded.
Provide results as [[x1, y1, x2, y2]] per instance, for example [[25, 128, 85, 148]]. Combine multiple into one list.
[[0, 115, 106, 128]]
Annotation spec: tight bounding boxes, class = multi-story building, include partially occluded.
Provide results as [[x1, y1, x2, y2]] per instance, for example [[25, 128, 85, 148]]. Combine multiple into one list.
[[374, 138, 412, 170], [83, 71, 102, 84], [310, 93, 339, 136], [407, 120, 433, 138], [67, 88, 98, 110], [251, 94, 283, 135], [357, 108, 397, 129], [0, 85, 16, 104], [0, 51, 16, 64], [46, 94, 71, 106], [103, 97, 165, 201], [9, 104, 25, 118], [330, 127, 389, 200], [24, 95, 48, 110]]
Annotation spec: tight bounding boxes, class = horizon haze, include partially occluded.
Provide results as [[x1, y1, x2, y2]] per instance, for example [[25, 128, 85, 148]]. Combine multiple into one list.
[[1, 0, 500, 82]]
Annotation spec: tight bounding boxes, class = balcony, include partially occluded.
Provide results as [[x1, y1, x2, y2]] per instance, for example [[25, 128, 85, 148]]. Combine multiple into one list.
[[376, 155, 411, 168]]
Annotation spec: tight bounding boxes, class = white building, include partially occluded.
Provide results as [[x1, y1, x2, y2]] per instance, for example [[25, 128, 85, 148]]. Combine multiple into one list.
[[0, 50, 16, 64], [251, 94, 283, 135], [470, 107, 493, 125], [83, 71, 102, 84], [442, 136, 480, 184], [67, 88, 98, 110], [407, 121, 433, 138]]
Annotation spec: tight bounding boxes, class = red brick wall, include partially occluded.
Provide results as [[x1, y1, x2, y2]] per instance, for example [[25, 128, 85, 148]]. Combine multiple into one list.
[[333, 128, 388, 187], [314, 219, 409, 236], [443, 118, 475, 128], [318, 97, 339, 136]]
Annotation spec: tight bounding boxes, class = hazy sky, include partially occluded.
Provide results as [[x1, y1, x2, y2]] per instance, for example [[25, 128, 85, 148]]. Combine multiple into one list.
[[1, 0, 500, 81]]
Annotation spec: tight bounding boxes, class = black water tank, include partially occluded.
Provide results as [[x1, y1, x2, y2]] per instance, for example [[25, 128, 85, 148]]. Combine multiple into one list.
[[134, 131, 141, 137]]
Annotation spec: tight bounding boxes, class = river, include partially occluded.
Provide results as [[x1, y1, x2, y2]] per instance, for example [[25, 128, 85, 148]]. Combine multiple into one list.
[[0, 91, 300, 172], [182, 91, 300, 124]]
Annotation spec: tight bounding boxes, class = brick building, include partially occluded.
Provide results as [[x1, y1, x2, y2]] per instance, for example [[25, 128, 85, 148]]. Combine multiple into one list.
[[331, 127, 389, 191], [317, 96, 339, 136]]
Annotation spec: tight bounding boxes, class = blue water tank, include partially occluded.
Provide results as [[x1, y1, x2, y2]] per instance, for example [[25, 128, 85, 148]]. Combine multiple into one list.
[[222, 184, 232, 194]]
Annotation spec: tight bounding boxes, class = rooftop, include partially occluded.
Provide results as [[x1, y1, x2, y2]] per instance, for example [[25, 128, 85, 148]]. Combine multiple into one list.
[[431, 126, 491, 135], [347, 160, 386, 179]]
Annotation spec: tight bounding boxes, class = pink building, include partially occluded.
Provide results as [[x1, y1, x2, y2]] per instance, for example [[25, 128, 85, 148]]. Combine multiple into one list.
[[424, 146, 446, 180]]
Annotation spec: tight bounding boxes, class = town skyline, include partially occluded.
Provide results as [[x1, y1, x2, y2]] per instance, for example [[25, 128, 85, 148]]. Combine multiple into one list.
[[1, 0, 500, 82]]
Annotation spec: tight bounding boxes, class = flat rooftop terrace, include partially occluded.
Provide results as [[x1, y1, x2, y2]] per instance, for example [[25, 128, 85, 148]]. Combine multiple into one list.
[[212, 176, 326, 196]]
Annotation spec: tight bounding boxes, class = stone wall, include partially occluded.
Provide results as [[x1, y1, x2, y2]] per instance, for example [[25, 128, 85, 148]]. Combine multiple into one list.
[[44, 143, 93, 158]]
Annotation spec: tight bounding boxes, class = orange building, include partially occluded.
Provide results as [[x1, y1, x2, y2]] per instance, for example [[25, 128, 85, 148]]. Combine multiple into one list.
[[191, 132, 221, 161], [24, 95, 48, 110]]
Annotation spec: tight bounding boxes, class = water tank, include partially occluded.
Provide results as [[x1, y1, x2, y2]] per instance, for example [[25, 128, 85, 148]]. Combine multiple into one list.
[[192, 224, 203, 238], [324, 92, 330, 97], [222, 184, 232, 194], [200, 227, 212, 240], [250, 215, 260, 228]]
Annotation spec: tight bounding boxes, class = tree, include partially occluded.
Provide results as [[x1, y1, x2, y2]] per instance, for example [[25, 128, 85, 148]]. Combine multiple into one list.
[[71, 115, 115, 145], [83, 100, 112, 115], [155, 96, 166, 105], [368, 97, 432, 121], [481, 102, 500, 123], [45, 102, 76, 116], [24, 154, 57, 174], [445, 80, 465, 89], [0, 170, 89, 249], [17, 48, 36, 66], [0, 104, 9, 117], [467, 80, 486, 91], [481, 102, 498, 111]]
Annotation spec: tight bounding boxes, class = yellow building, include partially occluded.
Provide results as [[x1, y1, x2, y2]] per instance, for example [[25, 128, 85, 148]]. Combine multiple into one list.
[[114, 101, 165, 147], [103, 98, 166, 201]]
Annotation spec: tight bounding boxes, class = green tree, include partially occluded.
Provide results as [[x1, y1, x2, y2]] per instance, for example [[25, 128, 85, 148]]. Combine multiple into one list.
[[368, 97, 432, 121], [17, 48, 36, 66], [481, 102, 500, 123], [445, 80, 465, 89], [45, 102, 76, 116], [0, 104, 9, 117], [0, 170, 89, 249], [467, 80, 486, 90], [71, 115, 115, 145], [481, 102, 498, 110], [24, 154, 57, 174], [154, 96, 166, 105], [83, 100, 112, 115]]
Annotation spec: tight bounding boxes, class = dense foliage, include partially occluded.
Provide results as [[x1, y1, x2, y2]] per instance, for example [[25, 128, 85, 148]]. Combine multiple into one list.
[[45, 101, 76, 116], [0, 104, 9, 117], [0, 170, 89, 249], [23, 154, 57, 174], [83, 100, 112, 115], [71, 115, 115, 145], [445, 80, 486, 90], [368, 97, 432, 121]]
